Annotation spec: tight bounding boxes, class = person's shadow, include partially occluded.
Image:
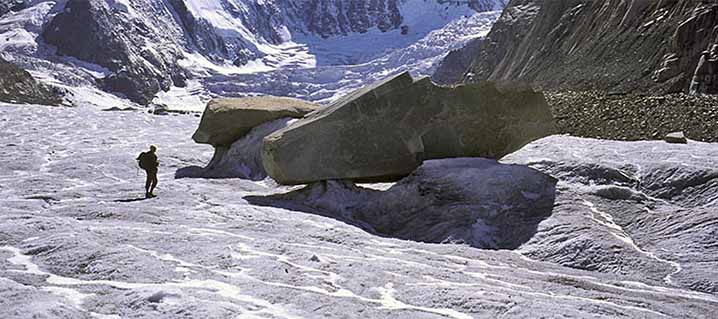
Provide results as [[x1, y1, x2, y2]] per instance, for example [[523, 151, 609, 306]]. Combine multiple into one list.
[[115, 197, 150, 203]]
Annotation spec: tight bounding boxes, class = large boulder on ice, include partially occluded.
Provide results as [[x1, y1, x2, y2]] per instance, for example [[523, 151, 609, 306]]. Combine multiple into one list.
[[192, 96, 319, 147], [247, 158, 557, 249], [262, 72, 556, 185]]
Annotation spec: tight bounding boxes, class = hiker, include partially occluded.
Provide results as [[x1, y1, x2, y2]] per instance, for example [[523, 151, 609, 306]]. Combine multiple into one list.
[[137, 145, 159, 198]]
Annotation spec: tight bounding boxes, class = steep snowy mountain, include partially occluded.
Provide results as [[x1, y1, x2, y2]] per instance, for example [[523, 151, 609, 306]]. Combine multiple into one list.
[[0, 0, 503, 106]]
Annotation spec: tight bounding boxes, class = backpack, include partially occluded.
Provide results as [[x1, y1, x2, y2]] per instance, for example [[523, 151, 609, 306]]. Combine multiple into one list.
[[137, 152, 151, 170]]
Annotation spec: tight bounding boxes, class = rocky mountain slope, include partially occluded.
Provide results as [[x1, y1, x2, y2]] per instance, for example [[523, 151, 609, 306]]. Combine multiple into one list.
[[0, 57, 62, 105], [436, 0, 718, 95], [1, 0, 503, 106], [0, 0, 26, 16]]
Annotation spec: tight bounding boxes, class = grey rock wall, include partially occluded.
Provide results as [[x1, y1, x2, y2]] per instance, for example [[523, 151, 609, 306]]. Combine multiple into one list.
[[438, 0, 718, 95], [0, 57, 63, 105], [0, 0, 26, 17]]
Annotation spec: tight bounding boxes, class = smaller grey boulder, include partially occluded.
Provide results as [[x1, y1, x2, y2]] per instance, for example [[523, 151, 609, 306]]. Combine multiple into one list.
[[192, 96, 319, 147], [665, 131, 688, 144]]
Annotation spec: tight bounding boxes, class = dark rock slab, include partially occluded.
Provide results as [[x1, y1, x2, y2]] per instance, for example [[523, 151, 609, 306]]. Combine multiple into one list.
[[0, 57, 63, 105], [262, 72, 556, 185], [42, 0, 186, 105], [665, 131, 688, 144]]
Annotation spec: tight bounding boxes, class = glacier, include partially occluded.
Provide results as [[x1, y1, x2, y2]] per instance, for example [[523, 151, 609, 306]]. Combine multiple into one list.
[[1, 102, 717, 318]]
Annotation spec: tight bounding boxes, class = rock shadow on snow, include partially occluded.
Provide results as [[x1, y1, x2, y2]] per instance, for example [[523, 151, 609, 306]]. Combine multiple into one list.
[[246, 158, 558, 250]]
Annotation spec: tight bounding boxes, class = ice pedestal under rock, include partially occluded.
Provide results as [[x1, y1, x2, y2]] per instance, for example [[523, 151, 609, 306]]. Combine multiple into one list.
[[176, 118, 294, 180], [247, 158, 558, 249]]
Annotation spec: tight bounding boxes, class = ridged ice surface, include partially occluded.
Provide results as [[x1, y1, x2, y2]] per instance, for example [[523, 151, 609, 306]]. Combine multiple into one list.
[[1, 103, 717, 318]]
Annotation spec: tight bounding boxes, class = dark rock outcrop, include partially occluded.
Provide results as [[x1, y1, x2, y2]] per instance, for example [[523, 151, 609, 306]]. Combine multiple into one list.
[[437, 0, 540, 86], [432, 38, 484, 85], [0, 0, 27, 17], [262, 72, 555, 185], [0, 57, 63, 105], [42, 0, 187, 105], [689, 46, 718, 95], [302, 0, 498, 38], [165, 0, 263, 66], [442, 0, 718, 95]]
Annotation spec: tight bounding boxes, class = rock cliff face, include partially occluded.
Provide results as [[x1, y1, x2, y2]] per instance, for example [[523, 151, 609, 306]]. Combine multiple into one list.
[[431, 38, 484, 85], [42, 0, 188, 105], [0, 0, 26, 17], [441, 0, 718, 95], [0, 57, 62, 105], [301, 0, 500, 37], [303, 0, 403, 37]]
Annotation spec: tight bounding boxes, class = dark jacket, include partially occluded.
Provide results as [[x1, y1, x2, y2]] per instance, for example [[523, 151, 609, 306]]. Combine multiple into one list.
[[137, 151, 159, 171]]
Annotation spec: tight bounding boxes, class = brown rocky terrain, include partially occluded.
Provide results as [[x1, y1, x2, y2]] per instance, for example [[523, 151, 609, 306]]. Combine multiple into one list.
[[547, 91, 718, 142]]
